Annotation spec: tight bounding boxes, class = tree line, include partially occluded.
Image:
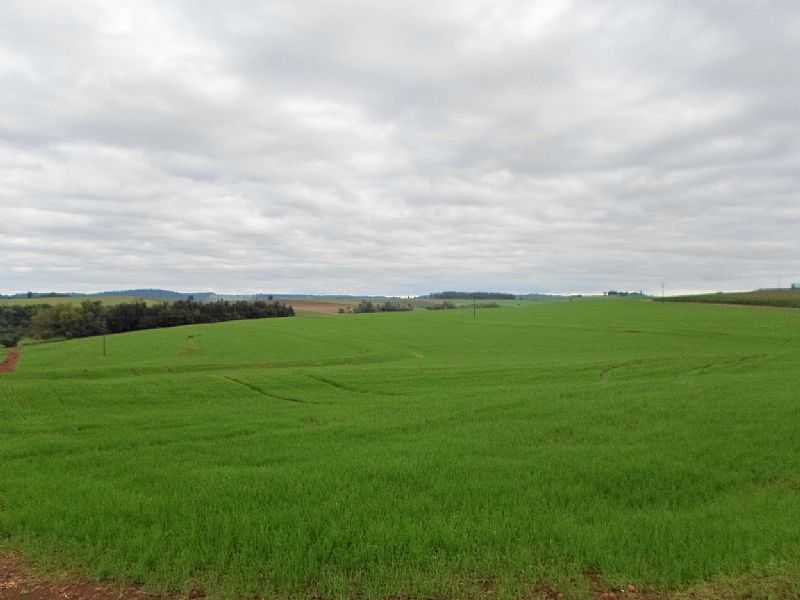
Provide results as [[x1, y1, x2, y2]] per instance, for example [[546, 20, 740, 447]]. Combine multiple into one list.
[[424, 301, 500, 310], [0, 299, 294, 346], [350, 300, 414, 313], [0, 305, 47, 347]]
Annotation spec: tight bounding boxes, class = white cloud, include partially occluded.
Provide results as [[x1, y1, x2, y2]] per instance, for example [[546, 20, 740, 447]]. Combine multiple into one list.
[[1, 0, 799, 295]]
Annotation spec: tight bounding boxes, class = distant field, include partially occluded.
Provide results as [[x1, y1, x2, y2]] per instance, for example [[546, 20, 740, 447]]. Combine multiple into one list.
[[658, 288, 800, 308], [0, 295, 144, 307], [413, 298, 537, 309], [1, 300, 799, 598], [287, 299, 354, 314]]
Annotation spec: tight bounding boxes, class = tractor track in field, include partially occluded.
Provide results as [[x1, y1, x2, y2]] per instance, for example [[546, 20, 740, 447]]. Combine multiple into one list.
[[0, 348, 20, 374], [598, 353, 769, 383], [222, 375, 316, 404], [307, 372, 369, 393], [306, 373, 404, 396]]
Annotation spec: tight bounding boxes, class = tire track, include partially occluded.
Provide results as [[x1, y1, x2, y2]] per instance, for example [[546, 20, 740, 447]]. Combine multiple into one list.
[[223, 375, 314, 404], [307, 373, 403, 396]]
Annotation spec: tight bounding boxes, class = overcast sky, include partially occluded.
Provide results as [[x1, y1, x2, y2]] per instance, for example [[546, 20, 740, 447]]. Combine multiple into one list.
[[1, 1, 799, 295]]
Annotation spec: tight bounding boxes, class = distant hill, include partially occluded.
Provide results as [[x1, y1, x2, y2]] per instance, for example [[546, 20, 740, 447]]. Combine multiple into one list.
[[516, 293, 569, 301], [0, 292, 75, 300], [2, 289, 398, 303], [3, 289, 573, 304], [89, 290, 394, 303], [426, 291, 517, 300], [90, 289, 216, 302], [423, 291, 568, 301]]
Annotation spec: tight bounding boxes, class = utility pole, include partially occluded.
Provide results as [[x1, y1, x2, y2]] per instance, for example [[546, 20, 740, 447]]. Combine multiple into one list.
[[661, 282, 665, 298], [473, 294, 477, 320], [103, 334, 107, 357]]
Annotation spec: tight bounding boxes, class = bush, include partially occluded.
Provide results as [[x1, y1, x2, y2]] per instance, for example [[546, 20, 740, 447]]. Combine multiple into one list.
[[425, 301, 457, 310], [378, 301, 413, 312], [0, 305, 47, 347], [353, 301, 377, 313], [0, 332, 22, 348], [353, 300, 413, 314]]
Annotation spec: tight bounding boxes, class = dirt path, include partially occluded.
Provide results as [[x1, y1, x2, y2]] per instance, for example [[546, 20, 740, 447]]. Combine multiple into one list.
[[0, 348, 20, 374], [0, 555, 199, 600]]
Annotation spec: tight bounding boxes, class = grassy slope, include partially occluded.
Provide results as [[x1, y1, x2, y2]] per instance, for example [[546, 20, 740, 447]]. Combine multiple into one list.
[[659, 289, 800, 308], [1, 300, 800, 598]]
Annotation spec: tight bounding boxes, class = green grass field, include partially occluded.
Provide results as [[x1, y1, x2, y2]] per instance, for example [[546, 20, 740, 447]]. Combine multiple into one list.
[[659, 289, 800, 309], [1, 300, 799, 599]]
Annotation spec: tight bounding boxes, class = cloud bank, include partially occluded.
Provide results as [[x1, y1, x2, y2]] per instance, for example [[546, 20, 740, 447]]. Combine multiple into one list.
[[2, 1, 799, 294]]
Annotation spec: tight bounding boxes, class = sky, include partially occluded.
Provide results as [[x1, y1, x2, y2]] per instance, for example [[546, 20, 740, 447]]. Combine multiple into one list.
[[1, 1, 799, 296]]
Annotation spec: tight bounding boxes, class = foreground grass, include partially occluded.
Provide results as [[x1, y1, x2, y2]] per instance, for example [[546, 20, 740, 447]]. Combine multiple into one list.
[[1, 300, 799, 598]]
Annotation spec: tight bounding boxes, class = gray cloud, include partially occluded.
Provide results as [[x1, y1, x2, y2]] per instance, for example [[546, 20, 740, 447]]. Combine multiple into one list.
[[1, 0, 799, 295]]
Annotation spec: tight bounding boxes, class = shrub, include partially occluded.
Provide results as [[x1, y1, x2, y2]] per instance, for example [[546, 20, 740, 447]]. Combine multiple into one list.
[[426, 301, 457, 310], [0, 305, 48, 346], [353, 300, 413, 314]]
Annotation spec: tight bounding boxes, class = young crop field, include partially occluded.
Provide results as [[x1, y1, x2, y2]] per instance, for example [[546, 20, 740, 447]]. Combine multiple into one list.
[[1, 300, 799, 599], [658, 288, 800, 309]]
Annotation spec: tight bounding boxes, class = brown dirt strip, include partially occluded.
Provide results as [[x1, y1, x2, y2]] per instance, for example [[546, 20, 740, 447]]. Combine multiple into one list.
[[0, 556, 641, 600], [288, 300, 352, 314], [1, 555, 796, 600], [0, 348, 20, 374], [0, 554, 202, 600]]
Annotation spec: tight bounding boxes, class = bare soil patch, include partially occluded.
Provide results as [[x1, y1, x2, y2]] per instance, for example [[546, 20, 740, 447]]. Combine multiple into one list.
[[289, 300, 352, 314], [0, 555, 199, 600], [0, 556, 648, 600], [0, 554, 796, 600], [0, 348, 20, 374]]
